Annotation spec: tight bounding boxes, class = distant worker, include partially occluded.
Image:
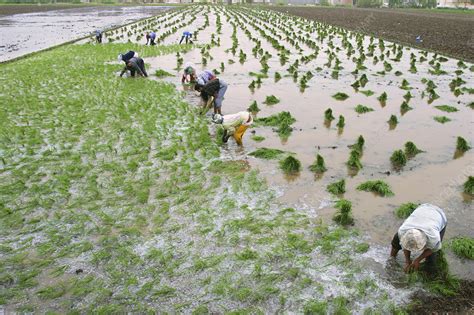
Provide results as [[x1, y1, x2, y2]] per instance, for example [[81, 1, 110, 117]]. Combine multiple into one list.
[[119, 57, 148, 78], [95, 30, 103, 44], [146, 31, 156, 46], [195, 78, 227, 116], [117, 50, 138, 64], [390, 203, 447, 274], [179, 31, 193, 44], [213, 111, 253, 145]]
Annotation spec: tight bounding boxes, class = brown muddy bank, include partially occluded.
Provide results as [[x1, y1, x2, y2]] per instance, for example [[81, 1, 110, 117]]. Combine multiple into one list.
[[269, 6, 474, 62]]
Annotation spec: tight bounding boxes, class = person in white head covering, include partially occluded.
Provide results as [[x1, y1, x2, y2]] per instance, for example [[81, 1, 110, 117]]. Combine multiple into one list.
[[390, 203, 447, 273], [213, 111, 253, 145]]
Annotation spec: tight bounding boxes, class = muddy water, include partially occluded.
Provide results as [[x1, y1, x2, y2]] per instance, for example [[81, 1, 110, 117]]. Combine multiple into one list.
[[121, 7, 473, 281], [0, 5, 171, 62]]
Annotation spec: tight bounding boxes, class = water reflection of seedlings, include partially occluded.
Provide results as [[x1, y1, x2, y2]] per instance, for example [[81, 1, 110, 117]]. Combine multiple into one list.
[[333, 199, 354, 226], [309, 154, 327, 173], [395, 202, 419, 218], [327, 179, 345, 195], [357, 180, 394, 197], [280, 155, 301, 174], [390, 150, 407, 169]]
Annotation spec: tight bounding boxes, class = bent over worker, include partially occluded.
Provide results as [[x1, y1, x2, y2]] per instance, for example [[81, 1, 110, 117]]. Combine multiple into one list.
[[390, 203, 447, 274], [213, 111, 253, 145], [195, 78, 227, 116], [118, 51, 138, 64], [120, 57, 148, 78], [179, 31, 193, 44]]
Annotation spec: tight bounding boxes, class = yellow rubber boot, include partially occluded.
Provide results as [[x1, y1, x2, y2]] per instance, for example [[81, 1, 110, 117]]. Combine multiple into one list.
[[233, 125, 248, 145]]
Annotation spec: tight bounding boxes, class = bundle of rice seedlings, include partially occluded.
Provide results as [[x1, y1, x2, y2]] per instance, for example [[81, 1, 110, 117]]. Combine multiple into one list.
[[280, 155, 301, 174], [357, 180, 394, 197], [395, 202, 419, 218], [325, 108, 335, 121], [390, 150, 407, 168], [309, 154, 327, 173], [404, 141, 424, 157], [456, 137, 471, 152], [327, 179, 345, 195], [333, 199, 354, 225]]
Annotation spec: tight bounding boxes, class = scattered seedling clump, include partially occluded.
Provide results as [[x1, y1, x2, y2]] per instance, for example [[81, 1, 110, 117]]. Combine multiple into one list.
[[434, 116, 451, 124], [248, 101, 260, 113], [405, 141, 423, 157], [435, 105, 458, 113], [255, 111, 296, 139], [264, 95, 280, 105], [251, 135, 265, 142], [463, 176, 474, 195], [355, 104, 374, 114], [332, 92, 349, 101], [395, 202, 419, 218], [449, 237, 474, 260], [249, 148, 285, 160], [390, 150, 407, 169], [155, 69, 173, 77], [456, 137, 471, 153], [337, 115, 345, 129], [357, 180, 394, 197], [324, 108, 335, 121], [377, 92, 388, 106], [333, 199, 354, 226]]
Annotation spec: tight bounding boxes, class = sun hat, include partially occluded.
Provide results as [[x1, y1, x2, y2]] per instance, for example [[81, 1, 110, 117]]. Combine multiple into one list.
[[400, 229, 427, 252], [117, 54, 123, 62], [185, 66, 194, 74], [212, 114, 223, 124]]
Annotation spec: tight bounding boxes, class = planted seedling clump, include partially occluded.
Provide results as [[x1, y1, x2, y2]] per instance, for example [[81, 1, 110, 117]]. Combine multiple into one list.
[[434, 116, 451, 124], [400, 101, 413, 115], [357, 180, 394, 197], [327, 179, 345, 195], [332, 92, 349, 101], [333, 199, 354, 226], [248, 101, 260, 113], [309, 154, 327, 173], [405, 141, 423, 157], [395, 202, 419, 218], [264, 95, 280, 105], [435, 105, 458, 113], [280, 155, 301, 174], [464, 176, 474, 195], [337, 115, 345, 129], [325, 108, 335, 121], [255, 111, 296, 139], [390, 150, 407, 169], [377, 92, 388, 106], [456, 137, 471, 153], [355, 105, 374, 114], [388, 115, 398, 128]]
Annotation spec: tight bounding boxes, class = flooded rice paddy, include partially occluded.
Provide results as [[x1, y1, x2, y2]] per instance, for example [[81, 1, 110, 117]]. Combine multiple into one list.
[[0, 4, 473, 313], [0, 5, 171, 62]]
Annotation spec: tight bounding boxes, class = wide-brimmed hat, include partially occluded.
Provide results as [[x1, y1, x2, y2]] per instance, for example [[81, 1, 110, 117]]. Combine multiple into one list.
[[184, 66, 194, 74], [401, 229, 427, 252]]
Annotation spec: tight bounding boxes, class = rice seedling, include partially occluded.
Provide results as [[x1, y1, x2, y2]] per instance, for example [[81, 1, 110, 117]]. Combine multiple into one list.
[[357, 180, 394, 197], [394, 202, 419, 218], [456, 137, 471, 153], [337, 115, 345, 129], [403, 91, 413, 102], [274, 72, 282, 82], [333, 199, 354, 226], [324, 108, 335, 121], [303, 300, 327, 314], [249, 148, 285, 160], [390, 150, 407, 168], [388, 115, 398, 128], [377, 92, 388, 106], [463, 176, 474, 195], [434, 116, 451, 124], [400, 101, 413, 115], [251, 135, 265, 142], [359, 90, 375, 97], [327, 179, 345, 195], [264, 95, 280, 105], [449, 237, 474, 260], [332, 92, 349, 101], [435, 105, 458, 113], [309, 154, 327, 173], [255, 111, 296, 139], [280, 156, 301, 174], [404, 141, 424, 157], [399, 79, 411, 90], [248, 101, 260, 113], [355, 105, 374, 114]]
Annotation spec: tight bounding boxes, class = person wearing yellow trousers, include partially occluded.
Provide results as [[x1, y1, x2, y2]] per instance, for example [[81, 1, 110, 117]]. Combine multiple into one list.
[[213, 111, 253, 145]]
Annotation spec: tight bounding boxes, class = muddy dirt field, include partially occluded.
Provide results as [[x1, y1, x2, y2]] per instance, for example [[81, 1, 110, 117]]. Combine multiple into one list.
[[269, 7, 474, 62]]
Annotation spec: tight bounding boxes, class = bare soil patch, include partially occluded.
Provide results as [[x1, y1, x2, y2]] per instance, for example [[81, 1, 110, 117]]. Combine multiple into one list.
[[269, 6, 474, 62]]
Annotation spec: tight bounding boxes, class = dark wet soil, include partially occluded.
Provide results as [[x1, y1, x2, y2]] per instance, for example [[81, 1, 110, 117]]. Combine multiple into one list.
[[268, 6, 474, 62], [0, 4, 92, 16], [409, 280, 474, 314]]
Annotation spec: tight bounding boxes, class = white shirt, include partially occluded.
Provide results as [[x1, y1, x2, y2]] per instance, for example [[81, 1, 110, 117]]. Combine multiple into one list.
[[398, 204, 447, 252]]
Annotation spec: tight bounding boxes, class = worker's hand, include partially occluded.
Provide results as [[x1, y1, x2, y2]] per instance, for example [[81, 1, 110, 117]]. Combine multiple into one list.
[[408, 260, 421, 272], [403, 260, 412, 273]]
